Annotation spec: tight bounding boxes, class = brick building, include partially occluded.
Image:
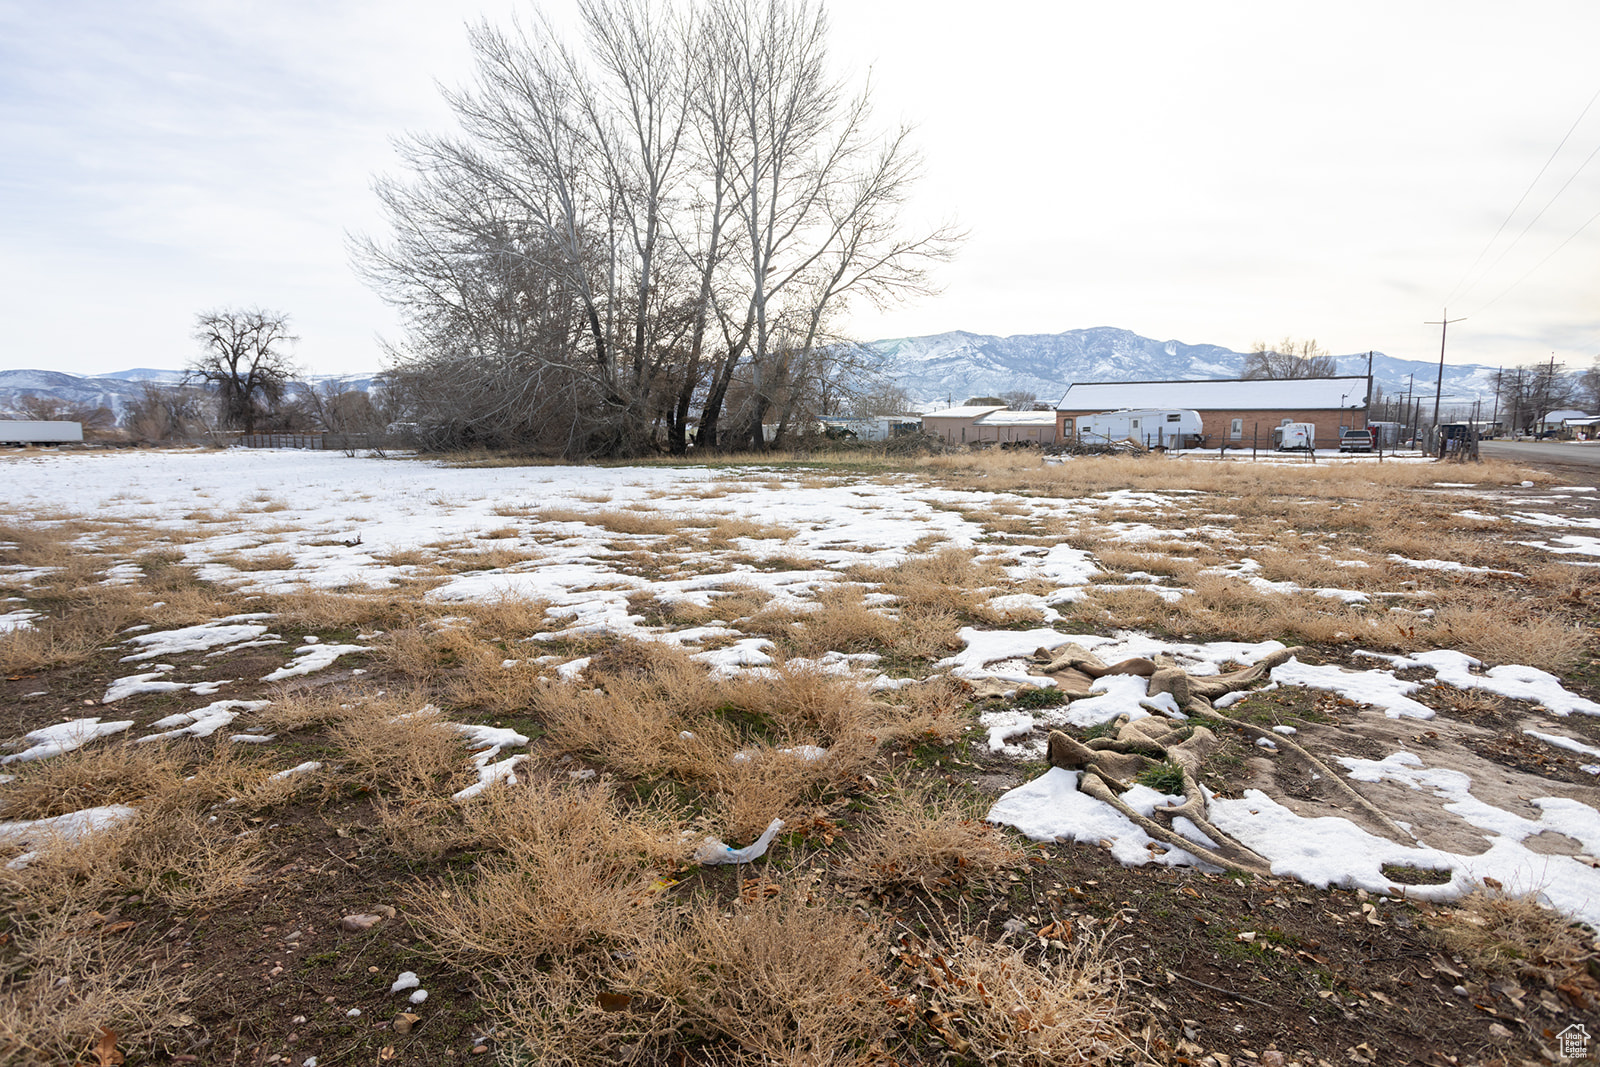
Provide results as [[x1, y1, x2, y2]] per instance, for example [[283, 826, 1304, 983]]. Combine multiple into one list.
[[1055, 376, 1371, 449]]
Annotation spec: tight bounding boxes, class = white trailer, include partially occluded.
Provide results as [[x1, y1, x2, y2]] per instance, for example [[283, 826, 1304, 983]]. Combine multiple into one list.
[[1078, 408, 1202, 448], [0, 420, 83, 445], [1273, 422, 1315, 451]]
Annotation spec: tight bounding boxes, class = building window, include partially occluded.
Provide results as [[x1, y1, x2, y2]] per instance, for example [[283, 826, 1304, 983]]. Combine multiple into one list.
[[1230, 418, 1243, 439]]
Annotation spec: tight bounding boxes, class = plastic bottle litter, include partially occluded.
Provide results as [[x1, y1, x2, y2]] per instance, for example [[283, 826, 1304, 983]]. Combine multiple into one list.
[[693, 817, 784, 865]]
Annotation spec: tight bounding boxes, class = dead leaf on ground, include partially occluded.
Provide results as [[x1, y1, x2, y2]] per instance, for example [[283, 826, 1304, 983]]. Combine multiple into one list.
[[88, 1027, 124, 1067]]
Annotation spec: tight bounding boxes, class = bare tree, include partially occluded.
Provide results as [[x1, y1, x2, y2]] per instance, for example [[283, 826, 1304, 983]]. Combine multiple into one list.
[[354, 0, 955, 458], [841, 381, 913, 417], [1242, 337, 1338, 379], [187, 309, 299, 433], [122, 382, 212, 443], [5, 395, 116, 435], [999, 389, 1043, 411], [707, 0, 958, 451], [1493, 361, 1581, 434], [1577, 356, 1600, 414]]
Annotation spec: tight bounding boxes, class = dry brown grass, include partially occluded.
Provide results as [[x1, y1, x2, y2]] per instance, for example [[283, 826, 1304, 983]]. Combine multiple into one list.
[[533, 507, 681, 537], [542, 649, 923, 839], [446, 594, 553, 638], [375, 546, 437, 567], [890, 929, 1138, 1066], [260, 587, 428, 630], [914, 449, 1545, 501], [407, 778, 682, 964], [443, 646, 552, 714], [840, 779, 1026, 893], [889, 605, 966, 661], [0, 616, 118, 675], [631, 895, 891, 1065], [371, 623, 484, 682], [0, 741, 182, 821], [1431, 888, 1600, 985], [438, 544, 544, 571], [701, 515, 800, 545], [846, 546, 1005, 619], [1092, 547, 1201, 582], [0, 741, 283, 930], [255, 683, 369, 733], [873, 677, 972, 747], [0, 921, 199, 1067], [218, 548, 298, 572], [747, 585, 899, 656], [706, 584, 776, 621], [1424, 601, 1591, 673], [327, 703, 477, 798], [1074, 573, 1387, 649]]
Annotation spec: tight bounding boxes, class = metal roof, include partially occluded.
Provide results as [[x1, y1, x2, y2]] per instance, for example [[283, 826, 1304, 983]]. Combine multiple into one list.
[[1055, 377, 1369, 411], [921, 405, 1009, 418], [974, 410, 1057, 426]]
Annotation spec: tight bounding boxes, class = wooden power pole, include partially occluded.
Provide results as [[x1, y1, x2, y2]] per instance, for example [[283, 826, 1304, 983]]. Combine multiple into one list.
[[1426, 310, 1467, 430]]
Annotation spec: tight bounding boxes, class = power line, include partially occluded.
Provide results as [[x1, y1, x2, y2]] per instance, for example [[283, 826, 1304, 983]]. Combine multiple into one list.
[[1457, 136, 1600, 306], [1445, 80, 1600, 306], [1472, 202, 1600, 315]]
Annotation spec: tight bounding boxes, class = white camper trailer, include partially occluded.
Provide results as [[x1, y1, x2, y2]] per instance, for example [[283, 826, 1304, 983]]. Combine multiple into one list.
[[0, 421, 84, 445], [1077, 408, 1202, 448], [1273, 422, 1315, 451]]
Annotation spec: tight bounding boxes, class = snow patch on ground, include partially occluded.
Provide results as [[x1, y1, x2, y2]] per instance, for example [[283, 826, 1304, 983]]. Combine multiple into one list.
[[2, 717, 133, 763], [262, 640, 370, 682]]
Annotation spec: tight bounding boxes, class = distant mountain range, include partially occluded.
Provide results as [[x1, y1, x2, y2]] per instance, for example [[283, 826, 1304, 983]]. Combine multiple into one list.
[[1, 328, 1499, 421], [864, 327, 1499, 408], [0, 369, 378, 420]]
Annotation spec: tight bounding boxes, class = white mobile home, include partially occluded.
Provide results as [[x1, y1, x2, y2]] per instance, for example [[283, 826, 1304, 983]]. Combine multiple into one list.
[[1077, 408, 1201, 448]]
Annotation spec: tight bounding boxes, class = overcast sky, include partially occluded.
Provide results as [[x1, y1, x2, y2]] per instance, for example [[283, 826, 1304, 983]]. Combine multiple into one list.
[[3, 0, 1597, 379]]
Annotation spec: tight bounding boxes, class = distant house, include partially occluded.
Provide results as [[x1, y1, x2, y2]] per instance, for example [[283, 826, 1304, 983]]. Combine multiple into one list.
[[921, 405, 1007, 445], [1562, 416, 1600, 440], [1055, 377, 1370, 448], [817, 415, 922, 441], [970, 409, 1059, 445], [1542, 409, 1594, 437]]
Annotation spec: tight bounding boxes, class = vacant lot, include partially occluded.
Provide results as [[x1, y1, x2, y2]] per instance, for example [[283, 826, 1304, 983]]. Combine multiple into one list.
[[2, 446, 1597, 1066]]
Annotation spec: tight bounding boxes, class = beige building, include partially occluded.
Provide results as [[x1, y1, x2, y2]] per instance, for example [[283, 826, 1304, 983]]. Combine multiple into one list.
[[920, 406, 1059, 445], [969, 409, 1059, 445], [920, 405, 1006, 445]]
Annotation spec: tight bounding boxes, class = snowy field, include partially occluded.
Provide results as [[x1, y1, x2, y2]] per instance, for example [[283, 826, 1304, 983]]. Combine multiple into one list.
[[3, 447, 1599, 926]]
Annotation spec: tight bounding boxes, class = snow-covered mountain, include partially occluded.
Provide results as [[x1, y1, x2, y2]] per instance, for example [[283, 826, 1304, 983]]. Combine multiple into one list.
[[865, 327, 1498, 408], [0, 369, 382, 420], [0, 369, 157, 418]]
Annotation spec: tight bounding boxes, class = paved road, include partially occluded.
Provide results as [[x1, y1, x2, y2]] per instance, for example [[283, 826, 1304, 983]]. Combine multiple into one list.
[[1479, 440, 1600, 489]]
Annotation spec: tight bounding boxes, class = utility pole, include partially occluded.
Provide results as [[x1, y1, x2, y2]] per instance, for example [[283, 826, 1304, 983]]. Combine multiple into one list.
[[1426, 309, 1467, 432], [1490, 366, 1501, 434]]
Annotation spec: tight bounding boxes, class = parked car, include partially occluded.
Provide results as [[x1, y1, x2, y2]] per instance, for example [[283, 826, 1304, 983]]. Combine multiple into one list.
[[1338, 429, 1373, 453]]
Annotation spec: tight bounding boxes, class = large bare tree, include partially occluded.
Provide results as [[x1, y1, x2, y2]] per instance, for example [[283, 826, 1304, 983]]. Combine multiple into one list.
[[1241, 337, 1338, 379], [187, 309, 299, 433], [354, 0, 956, 458]]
